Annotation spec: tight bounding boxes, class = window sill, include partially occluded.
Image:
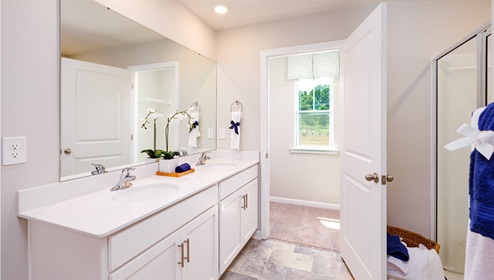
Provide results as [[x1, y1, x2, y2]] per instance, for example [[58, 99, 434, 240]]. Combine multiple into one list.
[[289, 146, 339, 155]]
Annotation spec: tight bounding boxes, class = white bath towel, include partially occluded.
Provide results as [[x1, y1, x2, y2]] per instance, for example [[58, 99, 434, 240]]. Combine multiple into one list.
[[230, 111, 241, 150], [188, 111, 200, 148], [465, 228, 494, 279]]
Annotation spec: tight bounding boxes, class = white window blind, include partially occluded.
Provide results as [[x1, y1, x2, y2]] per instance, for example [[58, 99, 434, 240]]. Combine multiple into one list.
[[286, 50, 340, 80]]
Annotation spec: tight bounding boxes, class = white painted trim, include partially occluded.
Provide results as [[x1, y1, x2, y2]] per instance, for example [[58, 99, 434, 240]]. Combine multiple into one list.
[[0, 0, 3, 275], [430, 57, 437, 241], [260, 41, 343, 240], [128, 61, 179, 165], [270, 196, 340, 210], [289, 146, 339, 155]]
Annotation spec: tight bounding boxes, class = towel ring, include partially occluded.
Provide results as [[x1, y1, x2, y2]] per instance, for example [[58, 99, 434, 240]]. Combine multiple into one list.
[[189, 101, 201, 114], [230, 100, 243, 112]]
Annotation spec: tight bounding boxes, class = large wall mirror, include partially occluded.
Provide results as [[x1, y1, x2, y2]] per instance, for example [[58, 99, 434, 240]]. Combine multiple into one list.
[[60, 0, 217, 181]]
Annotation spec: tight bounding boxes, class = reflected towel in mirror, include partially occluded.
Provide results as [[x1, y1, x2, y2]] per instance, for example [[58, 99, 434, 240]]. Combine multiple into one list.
[[188, 111, 201, 148]]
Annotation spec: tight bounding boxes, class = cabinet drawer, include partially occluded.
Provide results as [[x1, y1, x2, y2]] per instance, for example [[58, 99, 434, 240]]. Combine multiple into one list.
[[108, 185, 218, 271], [219, 165, 258, 200]]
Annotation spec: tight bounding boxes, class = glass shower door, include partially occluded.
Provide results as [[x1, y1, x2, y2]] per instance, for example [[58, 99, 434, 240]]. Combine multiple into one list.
[[436, 25, 491, 277]]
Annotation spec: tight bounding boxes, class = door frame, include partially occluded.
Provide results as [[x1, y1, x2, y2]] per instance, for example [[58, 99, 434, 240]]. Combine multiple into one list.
[[259, 41, 343, 239], [128, 61, 179, 164]]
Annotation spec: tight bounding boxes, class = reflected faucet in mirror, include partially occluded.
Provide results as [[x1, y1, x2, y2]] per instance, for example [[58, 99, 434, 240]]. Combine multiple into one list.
[[91, 163, 106, 175]]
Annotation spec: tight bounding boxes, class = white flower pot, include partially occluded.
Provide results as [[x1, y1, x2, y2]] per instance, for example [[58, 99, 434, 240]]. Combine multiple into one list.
[[145, 158, 160, 163], [159, 158, 179, 173]]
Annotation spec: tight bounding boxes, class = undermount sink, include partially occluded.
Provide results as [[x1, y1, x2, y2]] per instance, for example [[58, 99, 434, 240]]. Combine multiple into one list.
[[112, 183, 180, 203], [200, 162, 237, 171]]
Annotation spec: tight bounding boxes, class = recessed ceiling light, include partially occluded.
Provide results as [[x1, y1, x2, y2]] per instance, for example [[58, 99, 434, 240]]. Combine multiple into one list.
[[214, 5, 228, 14]]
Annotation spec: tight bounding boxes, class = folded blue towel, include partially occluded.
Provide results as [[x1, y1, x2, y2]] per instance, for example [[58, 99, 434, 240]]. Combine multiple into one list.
[[175, 163, 191, 173], [469, 102, 494, 239], [387, 233, 409, 261]]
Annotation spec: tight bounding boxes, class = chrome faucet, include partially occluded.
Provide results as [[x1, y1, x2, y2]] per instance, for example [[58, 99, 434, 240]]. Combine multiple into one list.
[[110, 167, 136, 191], [196, 152, 211, 166], [91, 163, 106, 175]]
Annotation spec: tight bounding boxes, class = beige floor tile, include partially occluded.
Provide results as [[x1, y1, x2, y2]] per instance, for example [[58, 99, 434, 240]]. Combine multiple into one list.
[[268, 247, 314, 272]]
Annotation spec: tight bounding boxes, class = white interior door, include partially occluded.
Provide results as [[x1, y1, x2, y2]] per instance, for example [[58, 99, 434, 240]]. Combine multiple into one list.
[[340, 3, 387, 279], [61, 58, 132, 178]]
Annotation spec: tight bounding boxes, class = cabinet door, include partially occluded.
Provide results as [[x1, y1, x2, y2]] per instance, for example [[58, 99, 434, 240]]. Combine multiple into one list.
[[219, 190, 243, 274], [181, 205, 219, 280], [110, 231, 182, 280], [241, 180, 259, 244]]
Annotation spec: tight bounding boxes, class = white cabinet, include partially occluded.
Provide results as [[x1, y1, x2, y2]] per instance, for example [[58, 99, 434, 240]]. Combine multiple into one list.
[[181, 205, 218, 280], [25, 162, 260, 280], [111, 205, 218, 280], [110, 230, 182, 279], [28, 185, 218, 279], [219, 179, 258, 274]]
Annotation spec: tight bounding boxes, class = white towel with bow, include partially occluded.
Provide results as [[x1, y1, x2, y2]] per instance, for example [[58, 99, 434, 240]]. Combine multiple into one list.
[[444, 107, 494, 160], [188, 111, 200, 148], [230, 111, 241, 150]]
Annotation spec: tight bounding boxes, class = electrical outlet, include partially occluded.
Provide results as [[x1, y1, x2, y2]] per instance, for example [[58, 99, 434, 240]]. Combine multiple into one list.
[[219, 128, 225, 139], [3, 136, 27, 165], [208, 128, 214, 139]]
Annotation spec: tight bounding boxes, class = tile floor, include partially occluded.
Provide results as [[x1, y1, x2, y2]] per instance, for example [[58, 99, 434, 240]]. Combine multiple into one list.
[[220, 238, 354, 280]]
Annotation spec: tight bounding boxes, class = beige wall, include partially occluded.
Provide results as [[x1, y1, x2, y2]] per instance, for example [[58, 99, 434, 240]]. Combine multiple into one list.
[[386, 1, 490, 237], [1, 1, 59, 278]]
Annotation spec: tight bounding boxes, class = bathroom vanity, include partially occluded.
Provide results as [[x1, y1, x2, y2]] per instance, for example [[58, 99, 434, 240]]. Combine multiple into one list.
[[18, 151, 259, 279]]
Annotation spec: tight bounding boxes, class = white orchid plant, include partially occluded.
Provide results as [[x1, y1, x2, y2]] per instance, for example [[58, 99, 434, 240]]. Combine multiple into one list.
[[163, 109, 193, 159], [140, 109, 165, 159]]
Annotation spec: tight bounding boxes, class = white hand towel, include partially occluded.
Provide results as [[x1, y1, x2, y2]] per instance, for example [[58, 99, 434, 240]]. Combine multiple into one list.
[[188, 112, 200, 148], [230, 111, 241, 150]]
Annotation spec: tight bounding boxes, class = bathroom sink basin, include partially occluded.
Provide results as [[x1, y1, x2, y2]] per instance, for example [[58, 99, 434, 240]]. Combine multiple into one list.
[[200, 163, 237, 171], [112, 183, 180, 203]]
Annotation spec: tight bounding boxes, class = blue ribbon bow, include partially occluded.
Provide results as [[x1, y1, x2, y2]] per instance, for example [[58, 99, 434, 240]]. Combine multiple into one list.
[[189, 121, 199, 132], [229, 120, 240, 135]]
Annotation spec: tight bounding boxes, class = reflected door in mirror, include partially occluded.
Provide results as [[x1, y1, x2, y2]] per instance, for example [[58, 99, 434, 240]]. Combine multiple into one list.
[[61, 58, 132, 179]]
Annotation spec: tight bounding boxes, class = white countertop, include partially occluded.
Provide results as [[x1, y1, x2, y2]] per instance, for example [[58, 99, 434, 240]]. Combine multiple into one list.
[[18, 156, 258, 238]]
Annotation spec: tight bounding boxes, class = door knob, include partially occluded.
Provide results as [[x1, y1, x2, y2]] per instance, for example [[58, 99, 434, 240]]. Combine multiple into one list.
[[386, 174, 394, 182], [365, 172, 379, 183], [64, 148, 72, 155], [380, 174, 394, 185]]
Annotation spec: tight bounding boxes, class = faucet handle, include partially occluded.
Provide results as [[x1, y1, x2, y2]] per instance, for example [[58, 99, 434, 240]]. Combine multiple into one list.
[[121, 167, 135, 176], [91, 163, 106, 175]]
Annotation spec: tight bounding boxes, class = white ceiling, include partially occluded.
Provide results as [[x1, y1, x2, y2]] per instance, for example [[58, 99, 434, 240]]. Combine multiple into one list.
[[177, 0, 383, 30]]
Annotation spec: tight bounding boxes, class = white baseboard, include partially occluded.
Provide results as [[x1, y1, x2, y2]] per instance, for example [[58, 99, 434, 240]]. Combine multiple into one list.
[[270, 196, 340, 210]]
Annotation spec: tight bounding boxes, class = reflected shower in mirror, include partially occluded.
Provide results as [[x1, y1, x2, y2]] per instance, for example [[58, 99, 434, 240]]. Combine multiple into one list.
[[60, 0, 217, 181]]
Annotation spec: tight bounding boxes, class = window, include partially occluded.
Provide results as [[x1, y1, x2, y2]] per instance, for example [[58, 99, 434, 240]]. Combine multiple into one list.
[[287, 50, 339, 153], [296, 77, 332, 148]]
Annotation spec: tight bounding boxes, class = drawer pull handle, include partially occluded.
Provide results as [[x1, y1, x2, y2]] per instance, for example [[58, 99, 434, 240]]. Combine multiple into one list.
[[178, 243, 185, 268], [184, 238, 190, 263], [241, 195, 246, 209], [245, 193, 248, 209]]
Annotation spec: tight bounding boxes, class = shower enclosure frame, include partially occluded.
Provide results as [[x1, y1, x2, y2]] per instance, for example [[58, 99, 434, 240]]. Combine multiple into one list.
[[431, 21, 490, 273]]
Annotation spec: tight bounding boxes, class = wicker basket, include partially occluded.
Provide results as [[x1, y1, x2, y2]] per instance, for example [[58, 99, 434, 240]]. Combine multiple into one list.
[[387, 225, 440, 253]]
